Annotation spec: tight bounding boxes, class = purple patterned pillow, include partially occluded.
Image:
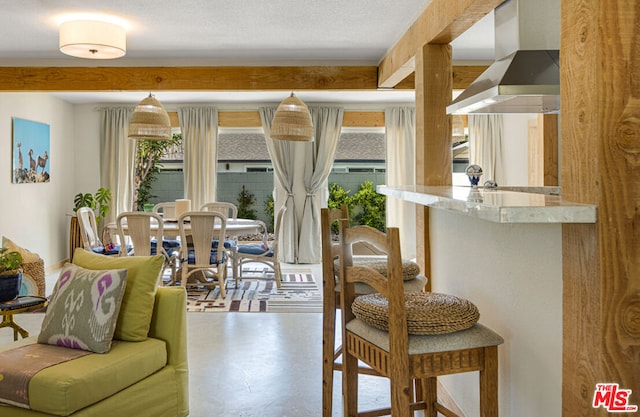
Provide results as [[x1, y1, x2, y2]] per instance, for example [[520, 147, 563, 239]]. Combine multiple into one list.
[[38, 263, 128, 353]]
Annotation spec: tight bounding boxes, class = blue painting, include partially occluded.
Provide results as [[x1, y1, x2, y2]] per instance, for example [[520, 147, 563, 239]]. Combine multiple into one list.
[[12, 117, 50, 184]]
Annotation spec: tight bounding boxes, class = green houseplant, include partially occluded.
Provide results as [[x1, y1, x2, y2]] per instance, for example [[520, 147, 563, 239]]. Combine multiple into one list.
[[73, 187, 112, 226], [0, 246, 23, 302]]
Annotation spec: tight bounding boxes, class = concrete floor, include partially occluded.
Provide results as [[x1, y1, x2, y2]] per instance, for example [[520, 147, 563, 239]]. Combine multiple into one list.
[[0, 263, 407, 417]]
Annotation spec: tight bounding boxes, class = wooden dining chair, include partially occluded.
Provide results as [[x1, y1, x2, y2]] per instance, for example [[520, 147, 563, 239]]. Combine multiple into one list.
[[235, 205, 286, 288], [115, 211, 178, 284], [337, 218, 504, 417], [320, 207, 428, 417], [152, 202, 176, 219], [177, 210, 229, 297]]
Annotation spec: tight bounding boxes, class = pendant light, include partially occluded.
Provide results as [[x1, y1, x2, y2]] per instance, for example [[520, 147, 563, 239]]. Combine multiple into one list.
[[270, 93, 313, 142], [128, 94, 172, 141]]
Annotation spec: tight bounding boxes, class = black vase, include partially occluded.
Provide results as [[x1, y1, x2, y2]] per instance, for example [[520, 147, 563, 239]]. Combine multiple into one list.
[[0, 271, 22, 302]]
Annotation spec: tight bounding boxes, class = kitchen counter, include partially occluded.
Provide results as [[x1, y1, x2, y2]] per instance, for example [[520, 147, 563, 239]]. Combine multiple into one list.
[[377, 185, 596, 223]]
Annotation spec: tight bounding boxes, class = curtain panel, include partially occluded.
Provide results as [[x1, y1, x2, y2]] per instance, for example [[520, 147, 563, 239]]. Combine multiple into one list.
[[259, 107, 299, 263], [178, 107, 218, 210], [298, 107, 343, 263], [100, 107, 135, 223], [469, 114, 505, 185], [385, 106, 416, 259]]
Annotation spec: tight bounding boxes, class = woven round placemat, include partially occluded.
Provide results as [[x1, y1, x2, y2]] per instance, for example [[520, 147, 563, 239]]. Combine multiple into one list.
[[352, 291, 479, 335], [334, 256, 420, 281]]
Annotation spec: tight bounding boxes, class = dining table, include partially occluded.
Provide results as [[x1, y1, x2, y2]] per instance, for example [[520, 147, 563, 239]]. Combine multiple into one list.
[[107, 217, 265, 239]]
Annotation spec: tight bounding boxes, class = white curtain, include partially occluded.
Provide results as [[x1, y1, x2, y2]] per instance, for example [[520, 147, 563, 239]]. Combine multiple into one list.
[[385, 107, 416, 259], [260, 107, 299, 263], [469, 114, 504, 185], [100, 107, 135, 223], [298, 107, 343, 263], [178, 107, 218, 210]]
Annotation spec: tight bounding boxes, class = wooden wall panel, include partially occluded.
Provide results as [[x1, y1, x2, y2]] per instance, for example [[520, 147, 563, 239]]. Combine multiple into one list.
[[562, 0, 640, 415]]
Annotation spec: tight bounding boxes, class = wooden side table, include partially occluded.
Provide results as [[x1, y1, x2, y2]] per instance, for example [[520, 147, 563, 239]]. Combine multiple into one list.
[[0, 296, 47, 341]]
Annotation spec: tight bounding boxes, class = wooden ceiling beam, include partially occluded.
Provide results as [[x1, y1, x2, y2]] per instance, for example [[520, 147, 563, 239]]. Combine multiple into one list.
[[377, 0, 503, 88], [0, 64, 486, 93], [0, 66, 379, 91]]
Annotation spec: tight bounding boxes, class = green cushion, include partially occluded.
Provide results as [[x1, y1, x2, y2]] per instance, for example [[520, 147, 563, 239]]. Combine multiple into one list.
[[27, 338, 167, 416], [38, 263, 127, 353], [72, 249, 164, 341]]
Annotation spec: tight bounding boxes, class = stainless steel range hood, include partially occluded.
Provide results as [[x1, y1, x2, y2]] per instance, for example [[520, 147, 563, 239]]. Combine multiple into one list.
[[447, 0, 560, 114]]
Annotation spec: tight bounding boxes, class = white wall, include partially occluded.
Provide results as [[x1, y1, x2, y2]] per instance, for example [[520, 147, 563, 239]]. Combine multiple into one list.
[[0, 93, 76, 267], [430, 209, 562, 417]]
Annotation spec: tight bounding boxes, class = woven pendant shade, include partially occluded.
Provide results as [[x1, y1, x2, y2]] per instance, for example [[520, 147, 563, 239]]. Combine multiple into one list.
[[270, 93, 313, 142], [128, 94, 172, 141]]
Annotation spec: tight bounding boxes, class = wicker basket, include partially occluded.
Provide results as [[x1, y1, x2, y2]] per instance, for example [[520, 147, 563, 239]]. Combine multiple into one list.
[[22, 259, 46, 297], [352, 291, 479, 335]]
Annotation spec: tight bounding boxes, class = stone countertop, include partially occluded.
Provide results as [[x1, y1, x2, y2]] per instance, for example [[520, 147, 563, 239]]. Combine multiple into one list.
[[377, 185, 597, 224]]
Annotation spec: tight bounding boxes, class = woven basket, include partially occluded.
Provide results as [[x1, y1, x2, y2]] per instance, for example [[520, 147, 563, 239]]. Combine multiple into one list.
[[22, 259, 46, 297], [352, 292, 479, 335], [334, 256, 420, 281]]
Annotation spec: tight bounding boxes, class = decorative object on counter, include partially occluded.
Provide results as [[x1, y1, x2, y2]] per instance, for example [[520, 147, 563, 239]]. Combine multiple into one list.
[[465, 164, 483, 188], [483, 180, 498, 189], [128, 93, 172, 141], [270, 93, 313, 142], [0, 247, 23, 302]]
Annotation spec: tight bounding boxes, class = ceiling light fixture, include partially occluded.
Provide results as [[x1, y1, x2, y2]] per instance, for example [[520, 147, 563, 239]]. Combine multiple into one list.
[[59, 20, 126, 59], [128, 94, 172, 141], [270, 93, 313, 142]]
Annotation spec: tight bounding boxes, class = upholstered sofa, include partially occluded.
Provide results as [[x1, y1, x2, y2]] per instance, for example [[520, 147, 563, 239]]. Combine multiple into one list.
[[0, 249, 189, 417]]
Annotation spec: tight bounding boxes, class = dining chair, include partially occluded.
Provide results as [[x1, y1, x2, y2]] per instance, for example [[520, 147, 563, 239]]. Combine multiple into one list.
[[320, 206, 428, 417], [337, 218, 504, 417], [76, 207, 121, 256], [115, 211, 178, 284], [200, 202, 238, 219], [152, 201, 177, 219], [177, 210, 229, 297], [235, 205, 286, 289], [201, 202, 239, 281]]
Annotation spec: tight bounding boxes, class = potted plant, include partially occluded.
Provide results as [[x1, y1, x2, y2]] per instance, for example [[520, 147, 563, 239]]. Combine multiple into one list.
[[0, 246, 23, 302], [73, 187, 112, 226]]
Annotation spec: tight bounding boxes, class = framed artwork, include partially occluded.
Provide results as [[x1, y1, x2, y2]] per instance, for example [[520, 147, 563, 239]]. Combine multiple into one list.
[[12, 117, 50, 184]]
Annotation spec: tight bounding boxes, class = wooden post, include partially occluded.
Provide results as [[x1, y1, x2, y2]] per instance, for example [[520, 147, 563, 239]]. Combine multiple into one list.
[[561, 0, 640, 415], [414, 43, 452, 290]]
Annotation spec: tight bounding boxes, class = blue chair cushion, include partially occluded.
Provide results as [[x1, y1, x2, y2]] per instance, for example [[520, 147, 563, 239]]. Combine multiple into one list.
[[237, 244, 273, 257], [186, 249, 227, 265], [211, 239, 237, 250], [92, 244, 123, 255], [151, 240, 181, 256]]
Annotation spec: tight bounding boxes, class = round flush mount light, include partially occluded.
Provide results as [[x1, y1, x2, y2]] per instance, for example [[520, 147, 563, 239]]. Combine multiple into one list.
[[59, 20, 126, 59]]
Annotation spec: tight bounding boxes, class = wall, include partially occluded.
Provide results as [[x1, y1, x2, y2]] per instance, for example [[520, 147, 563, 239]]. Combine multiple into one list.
[[430, 209, 562, 417], [0, 93, 76, 268]]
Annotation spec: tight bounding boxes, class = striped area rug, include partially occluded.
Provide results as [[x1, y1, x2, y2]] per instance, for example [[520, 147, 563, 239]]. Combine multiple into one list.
[[186, 271, 322, 313]]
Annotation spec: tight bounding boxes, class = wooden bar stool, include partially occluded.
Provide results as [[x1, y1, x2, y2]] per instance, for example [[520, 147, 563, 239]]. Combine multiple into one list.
[[320, 207, 428, 417], [337, 219, 504, 417]]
